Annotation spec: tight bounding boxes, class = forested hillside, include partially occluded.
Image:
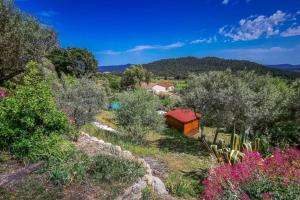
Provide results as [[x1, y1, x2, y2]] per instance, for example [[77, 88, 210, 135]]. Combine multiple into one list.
[[144, 57, 300, 79]]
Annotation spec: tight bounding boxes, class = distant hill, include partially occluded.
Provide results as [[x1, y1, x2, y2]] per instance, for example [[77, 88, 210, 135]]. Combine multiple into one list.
[[143, 57, 300, 79], [267, 64, 300, 73], [99, 64, 132, 72]]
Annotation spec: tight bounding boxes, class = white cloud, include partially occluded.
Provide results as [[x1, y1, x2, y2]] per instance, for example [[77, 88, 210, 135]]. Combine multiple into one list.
[[98, 42, 185, 55], [226, 47, 293, 53], [191, 36, 217, 44], [215, 46, 298, 64], [222, 0, 252, 5], [98, 50, 121, 55], [127, 42, 185, 52], [37, 11, 58, 17], [222, 0, 230, 5], [219, 10, 289, 41], [281, 26, 300, 37]]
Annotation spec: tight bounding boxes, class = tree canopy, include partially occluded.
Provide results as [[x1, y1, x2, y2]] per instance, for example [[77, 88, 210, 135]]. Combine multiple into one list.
[[116, 90, 165, 142], [0, 0, 58, 84], [120, 65, 153, 89], [48, 48, 98, 78], [143, 57, 300, 79], [183, 70, 293, 134]]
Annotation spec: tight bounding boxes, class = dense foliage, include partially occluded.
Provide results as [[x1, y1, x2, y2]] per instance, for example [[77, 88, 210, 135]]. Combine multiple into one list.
[[144, 57, 300, 79], [120, 65, 153, 89], [203, 148, 300, 200], [183, 71, 294, 139], [46, 151, 144, 186], [0, 62, 71, 160], [116, 90, 165, 142], [0, 0, 58, 84], [48, 48, 98, 78], [54, 76, 107, 128]]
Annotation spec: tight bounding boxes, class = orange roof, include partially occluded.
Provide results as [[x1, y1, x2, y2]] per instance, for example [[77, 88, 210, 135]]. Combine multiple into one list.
[[165, 109, 198, 123], [157, 82, 174, 88]]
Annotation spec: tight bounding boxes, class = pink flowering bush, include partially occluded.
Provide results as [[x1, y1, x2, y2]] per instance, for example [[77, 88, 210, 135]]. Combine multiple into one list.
[[0, 90, 7, 97], [202, 148, 300, 200]]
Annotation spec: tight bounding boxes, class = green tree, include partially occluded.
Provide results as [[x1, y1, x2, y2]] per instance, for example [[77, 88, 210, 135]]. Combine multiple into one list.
[[54, 76, 106, 128], [120, 65, 151, 89], [116, 90, 165, 142], [0, 61, 71, 159], [48, 48, 98, 78], [0, 0, 58, 84], [183, 71, 293, 136]]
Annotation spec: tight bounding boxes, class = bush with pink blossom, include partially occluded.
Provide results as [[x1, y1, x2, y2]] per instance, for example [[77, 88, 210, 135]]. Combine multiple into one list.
[[202, 148, 300, 200], [0, 89, 8, 98]]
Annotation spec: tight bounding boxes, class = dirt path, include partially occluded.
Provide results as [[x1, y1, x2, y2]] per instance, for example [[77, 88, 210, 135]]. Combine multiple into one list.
[[0, 162, 42, 187]]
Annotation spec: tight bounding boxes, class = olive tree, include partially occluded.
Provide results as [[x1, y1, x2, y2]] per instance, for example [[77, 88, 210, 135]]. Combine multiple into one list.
[[0, 0, 58, 84], [184, 70, 252, 133], [116, 90, 165, 142], [54, 76, 107, 128], [120, 65, 152, 89], [183, 71, 293, 137]]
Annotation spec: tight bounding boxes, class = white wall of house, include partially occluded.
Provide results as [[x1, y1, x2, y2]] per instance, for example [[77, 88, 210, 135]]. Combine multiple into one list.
[[152, 85, 174, 94], [152, 85, 167, 94]]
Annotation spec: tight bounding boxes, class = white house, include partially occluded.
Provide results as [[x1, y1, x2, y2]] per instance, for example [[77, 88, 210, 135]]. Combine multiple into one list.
[[151, 82, 175, 95]]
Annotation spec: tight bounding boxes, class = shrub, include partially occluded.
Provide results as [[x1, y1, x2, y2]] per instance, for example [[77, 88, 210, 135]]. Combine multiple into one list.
[[202, 148, 300, 200], [160, 95, 181, 111], [165, 172, 201, 198], [142, 186, 162, 200], [0, 88, 9, 98], [116, 90, 165, 142], [89, 154, 145, 184], [45, 153, 145, 186], [45, 149, 90, 185], [54, 76, 107, 128], [0, 62, 72, 160], [269, 122, 300, 149]]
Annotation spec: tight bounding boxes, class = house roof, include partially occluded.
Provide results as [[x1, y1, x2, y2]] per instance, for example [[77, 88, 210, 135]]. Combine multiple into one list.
[[165, 109, 198, 123], [156, 82, 174, 88]]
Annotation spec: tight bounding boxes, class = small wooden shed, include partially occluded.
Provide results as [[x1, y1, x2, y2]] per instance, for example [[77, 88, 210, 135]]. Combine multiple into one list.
[[165, 109, 200, 136]]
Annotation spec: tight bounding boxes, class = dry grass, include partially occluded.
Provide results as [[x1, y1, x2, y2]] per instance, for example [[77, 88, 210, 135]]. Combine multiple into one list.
[[95, 110, 118, 129]]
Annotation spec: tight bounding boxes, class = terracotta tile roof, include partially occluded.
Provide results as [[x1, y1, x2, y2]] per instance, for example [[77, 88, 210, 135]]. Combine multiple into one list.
[[157, 82, 174, 88], [165, 109, 198, 123]]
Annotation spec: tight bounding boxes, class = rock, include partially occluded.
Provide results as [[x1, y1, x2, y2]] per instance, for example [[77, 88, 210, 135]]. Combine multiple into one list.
[[115, 145, 122, 152], [78, 131, 172, 199], [153, 176, 168, 195]]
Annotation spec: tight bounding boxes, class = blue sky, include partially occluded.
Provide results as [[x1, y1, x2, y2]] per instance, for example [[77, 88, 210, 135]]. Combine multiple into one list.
[[17, 0, 300, 65]]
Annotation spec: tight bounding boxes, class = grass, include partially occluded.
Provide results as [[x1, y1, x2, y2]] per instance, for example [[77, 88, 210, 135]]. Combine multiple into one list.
[[90, 154, 145, 184], [95, 110, 118, 129], [0, 142, 145, 200], [165, 172, 203, 198], [86, 110, 233, 199], [142, 186, 163, 200], [82, 123, 215, 199]]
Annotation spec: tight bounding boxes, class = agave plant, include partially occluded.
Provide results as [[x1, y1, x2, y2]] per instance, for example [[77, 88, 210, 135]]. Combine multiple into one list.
[[211, 133, 260, 165]]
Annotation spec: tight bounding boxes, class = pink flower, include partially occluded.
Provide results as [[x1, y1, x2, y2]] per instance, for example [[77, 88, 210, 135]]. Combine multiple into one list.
[[241, 193, 251, 200], [202, 148, 300, 200], [261, 192, 273, 200]]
